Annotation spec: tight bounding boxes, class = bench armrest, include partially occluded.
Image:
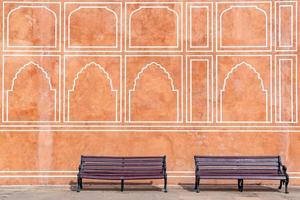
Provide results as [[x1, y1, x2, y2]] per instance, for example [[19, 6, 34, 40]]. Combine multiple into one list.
[[78, 157, 83, 173], [194, 157, 199, 175], [282, 165, 287, 171], [162, 156, 167, 177], [280, 164, 289, 180], [282, 165, 288, 174]]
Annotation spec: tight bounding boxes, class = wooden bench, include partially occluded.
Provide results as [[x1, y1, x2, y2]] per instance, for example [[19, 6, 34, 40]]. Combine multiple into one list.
[[194, 156, 289, 193], [77, 156, 167, 192]]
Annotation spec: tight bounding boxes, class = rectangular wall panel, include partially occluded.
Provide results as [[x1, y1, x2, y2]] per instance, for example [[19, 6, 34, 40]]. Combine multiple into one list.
[[186, 2, 212, 52], [187, 56, 212, 122], [276, 56, 298, 123], [276, 1, 297, 51]]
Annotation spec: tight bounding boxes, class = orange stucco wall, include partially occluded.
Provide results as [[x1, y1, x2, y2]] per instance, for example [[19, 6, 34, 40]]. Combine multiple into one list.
[[0, 0, 300, 186]]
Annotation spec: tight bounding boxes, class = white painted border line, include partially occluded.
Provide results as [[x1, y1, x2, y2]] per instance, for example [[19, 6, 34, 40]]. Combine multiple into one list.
[[1, 129, 300, 132], [1, 124, 300, 128]]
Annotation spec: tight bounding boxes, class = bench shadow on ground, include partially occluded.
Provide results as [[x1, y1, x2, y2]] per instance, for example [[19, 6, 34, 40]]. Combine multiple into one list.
[[178, 183, 280, 193], [69, 181, 162, 192]]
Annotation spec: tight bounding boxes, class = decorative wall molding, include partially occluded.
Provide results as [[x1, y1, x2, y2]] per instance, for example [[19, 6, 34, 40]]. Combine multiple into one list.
[[2, 55, 60, 123], [275, 1, 298, 51], [3, 1, 61, 52], [64, 2, 122, 52], [0, 1, 298, 129]]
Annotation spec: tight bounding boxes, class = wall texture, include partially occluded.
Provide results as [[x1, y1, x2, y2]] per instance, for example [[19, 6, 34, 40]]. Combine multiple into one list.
[[0, 0, 300, 186]]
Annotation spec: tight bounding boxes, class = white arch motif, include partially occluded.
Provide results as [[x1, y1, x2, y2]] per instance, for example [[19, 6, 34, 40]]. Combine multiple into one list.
[[220, 62, 268, 122], [67, 62, 118, 122], [7, 6, 57, 48], [128, 62, 179, 122], [129, 6, 179, 48], [6, 61, 56, 122], [220, 5, 268, 48], [68, 6, 118, 48]]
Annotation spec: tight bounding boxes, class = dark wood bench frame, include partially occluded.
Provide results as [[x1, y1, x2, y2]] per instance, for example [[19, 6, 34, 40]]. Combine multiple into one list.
[[77, 156, 167, 192], [194, 156, 289, 193]]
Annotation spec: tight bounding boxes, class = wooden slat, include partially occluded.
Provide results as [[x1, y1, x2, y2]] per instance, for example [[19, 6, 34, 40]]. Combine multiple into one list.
[[80, 175, 164, 180], [199, 175, 285, 180], [196, 162, 278, 166], [199, 166, 278, 170], [82, 162, 163, 167]]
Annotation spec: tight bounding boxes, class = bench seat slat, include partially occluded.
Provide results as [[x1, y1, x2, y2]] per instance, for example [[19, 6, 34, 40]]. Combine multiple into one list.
[[196, 162, 279, 166], [83, 163, 163, 167], [82, 166, 163, 170], [80, 175, 164, 180], [198, 170, 282, 173], [199, 166, 279, 170], [82, 157, 164, 162], [199, 175, 285, 180], [196, 158, 279, 162], [81, 170, 163, 173]]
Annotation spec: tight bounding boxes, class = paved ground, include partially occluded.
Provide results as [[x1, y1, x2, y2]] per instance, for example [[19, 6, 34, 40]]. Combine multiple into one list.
[[0, 185, 299, 200]]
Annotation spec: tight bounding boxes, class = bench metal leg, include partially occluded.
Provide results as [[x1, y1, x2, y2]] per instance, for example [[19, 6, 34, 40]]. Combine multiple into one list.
[[196, 178, 200, 193], [240, 179, 244, 192], [194, 176, 197, 190], [285, 179, 289, 194], [77, 176, 82, 192], [121, 179, 124, 192], [238, 179, 244, 192], [279, 180, 283, 189], [164, 177, 168, 192]]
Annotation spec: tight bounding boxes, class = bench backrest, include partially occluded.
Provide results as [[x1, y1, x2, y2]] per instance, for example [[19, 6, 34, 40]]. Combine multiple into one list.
[[80, 156, 166, 176], [194, 156, 282, 175]]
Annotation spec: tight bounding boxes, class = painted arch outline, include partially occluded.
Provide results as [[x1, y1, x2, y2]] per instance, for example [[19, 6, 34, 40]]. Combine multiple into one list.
[[128, 62, 179, 122], [219, 61, 269, 123], [67, 62, 118, 122], [5, 61, 57, 122]]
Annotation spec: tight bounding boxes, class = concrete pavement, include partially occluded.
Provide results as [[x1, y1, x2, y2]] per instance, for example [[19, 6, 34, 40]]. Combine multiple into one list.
[[0, 185, 299, 200]]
